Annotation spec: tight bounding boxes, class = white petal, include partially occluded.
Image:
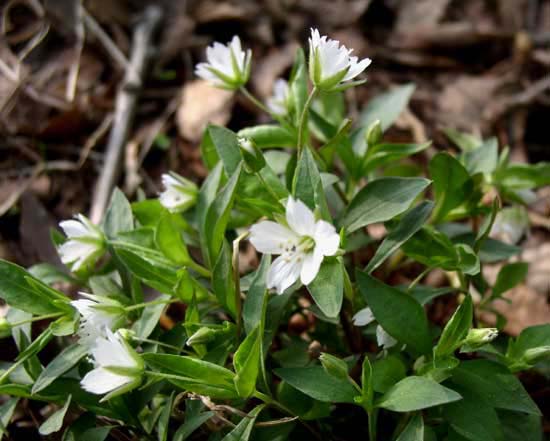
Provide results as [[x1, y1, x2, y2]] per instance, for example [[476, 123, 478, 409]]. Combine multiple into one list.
[[59, 219, 89, 238], [376, 326, 397, 349], [81, 367, 132, 394], [314, 220, 340, 256], [159, 187, 193, 210], [286, 197, 316, 236], [249, 221, 298, 254], [58, 240, 98, 268], [352, 307, 375, 326], [91, 330, 137, 368], [71, 299, 95, 318], [300, 249, 323, 285], [342, 57, 371, 82], [267, 255, 301, 294]]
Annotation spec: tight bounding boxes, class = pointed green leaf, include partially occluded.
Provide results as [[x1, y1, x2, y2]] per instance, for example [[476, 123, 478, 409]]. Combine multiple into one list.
[[39, 394, 71, 435], [233, 326, 261, 398], [307, 258, 343, 318]]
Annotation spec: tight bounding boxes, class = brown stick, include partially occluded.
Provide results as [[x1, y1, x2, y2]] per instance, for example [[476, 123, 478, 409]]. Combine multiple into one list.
[[89, 5, 162, 223]]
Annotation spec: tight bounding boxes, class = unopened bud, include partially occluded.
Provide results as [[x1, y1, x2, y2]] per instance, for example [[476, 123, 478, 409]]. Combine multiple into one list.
[[0, 318, 11, 338], [238, 137, 265, 173], [319, 352, 349, 380], [463, 328, 498, 349], [186, 327, 216, 346], [366, 119, 382, 147], [118, 328, 136, 343], [523, 346, 550, 365]]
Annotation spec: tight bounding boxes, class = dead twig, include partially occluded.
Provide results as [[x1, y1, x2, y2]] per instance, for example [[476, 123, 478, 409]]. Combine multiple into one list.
[[78, 113, 114, 168], [89, 5, 162, 223]]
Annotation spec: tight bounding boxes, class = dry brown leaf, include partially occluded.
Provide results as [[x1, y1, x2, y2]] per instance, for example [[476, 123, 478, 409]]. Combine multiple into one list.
[[251, 42, 299, 99], [176, 80, 234, 142]]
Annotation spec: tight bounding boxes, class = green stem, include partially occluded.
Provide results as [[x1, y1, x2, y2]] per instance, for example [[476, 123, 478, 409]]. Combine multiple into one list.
[[232, 231, 250, 338], [297, 87, 318, 158], [8, 312, 64, 328], [256, 172, 285, 210], [125, 298, 178, 312], [367, 408, 378, 441], [132, 337, 185, 352], [239, 87, 272, 115], [186, 259, 211, 278], [407, 266, 432, 292]]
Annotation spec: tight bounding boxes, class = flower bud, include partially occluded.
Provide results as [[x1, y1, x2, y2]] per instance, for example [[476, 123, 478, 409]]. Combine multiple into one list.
[[159, 173, 198, 213], [238, 137, 265, 173], [463, 328, 498, 349], [0, 318, 12, 338], [366, 119, 382, 147], [319, 352, 349, 380], [186, 327, 216, 347], [118, 328, 136, 343], [522, 346, 550, 365]]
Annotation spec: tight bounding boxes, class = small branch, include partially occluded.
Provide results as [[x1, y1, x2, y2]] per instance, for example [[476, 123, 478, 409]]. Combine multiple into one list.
[[89, 5, 162, 223]]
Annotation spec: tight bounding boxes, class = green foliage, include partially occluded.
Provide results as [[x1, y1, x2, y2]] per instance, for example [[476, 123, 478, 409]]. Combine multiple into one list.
[[0, 38, 543, 441]]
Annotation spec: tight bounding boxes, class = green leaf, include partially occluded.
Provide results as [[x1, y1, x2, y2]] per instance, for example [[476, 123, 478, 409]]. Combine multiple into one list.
[[366, 201, 433, 273], [354, 83, 416, 156], [142, 353, 238, 399], [434, 295, 473, 360], [408, 285, 455, 306], [442, 387, 502, 441], [372, 355, 407, 393], [103, 188, 133, 238], [113, 248, 177, 294], [212, 241, 236, 317], [307, 258, 343, 318], [506, 324, 550, 371], [292, 146, 324, 211], [132, 199, 169, 227], [238, 125, 295, 148], [497, 410, 542, 441], [132, 294, 171, 340], [157, 392, 174, 441], [243, 255, 270, 334], [461, 138, 498, 175], [0, 398, 18, 438], [356, 271, 432, 354], [0, 259, 68, 315], [362, 142, 431, 174], [221, 404, 265, 441], [396, 414, 424, 441], [32, 343, 87, 394], [444, 128, 482, 152], [496, 162, 550, 190], [289, 48, 308, 126], [155, 215, 190, 265], [491, 262, 528, 300], [39, 394, 71, 435], [450, 360, 540, 415], [341, 177, 430, 233], [359, 356, 374, 409], [204, 164, 242, 264], [202, 125, 242, 176], [173, 407, 214, 441], [377, 376, 461, 412], [274, 367, 357, 403], [429, 152, 473, 223], [233, 326, 261, 398]]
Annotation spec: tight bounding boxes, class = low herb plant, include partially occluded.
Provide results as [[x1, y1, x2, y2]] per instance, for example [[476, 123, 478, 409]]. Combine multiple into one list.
[[0, 28, 549, 441]]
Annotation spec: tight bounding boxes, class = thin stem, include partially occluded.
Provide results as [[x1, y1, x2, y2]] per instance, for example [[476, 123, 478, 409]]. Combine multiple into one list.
[[407, 266, 432, 292], [239, 87, 272, 115], [8, 312, 64, 328], [186, 259, 211, 278], [368, 408, 378, 441], [133, 337, 185, 352], [297, 87, 317, 158], [125, 298, 178, 312], [232, 231, 250, 338], [256, 172, 285, 210]]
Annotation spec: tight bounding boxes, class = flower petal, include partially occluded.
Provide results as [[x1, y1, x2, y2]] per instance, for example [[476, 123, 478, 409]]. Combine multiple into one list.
[[250, 221, 298, 254], [352, 307, 375, 326], [81, 367, 132, 395], [376, 326, 397, 349], [286, 197, 316, 236], [59, 219, 89, 238], [267, 254, 301, 294], [314, 220, 340, 256], [300, 249, 323, 285]]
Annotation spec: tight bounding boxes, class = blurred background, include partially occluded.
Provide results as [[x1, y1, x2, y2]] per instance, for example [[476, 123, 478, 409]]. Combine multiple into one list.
[[0, 0, 549, 432]]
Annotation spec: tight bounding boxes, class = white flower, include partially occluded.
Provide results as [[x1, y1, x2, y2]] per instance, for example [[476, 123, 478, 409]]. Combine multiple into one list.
[[71, 293, 125, 347], [353, 307, 397, 349], [195, 35, 251, 90], [81, 329, 143, 400], [159, 173, 198, 213], [249, 197, 340, 294], [308, 28, 371, 91], [266, 79, 289, 115], [58, 214, 105, 272]]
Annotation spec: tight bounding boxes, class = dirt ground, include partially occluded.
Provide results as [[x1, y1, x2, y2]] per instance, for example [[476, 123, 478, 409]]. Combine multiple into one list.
[[0, 0, 549, 436]]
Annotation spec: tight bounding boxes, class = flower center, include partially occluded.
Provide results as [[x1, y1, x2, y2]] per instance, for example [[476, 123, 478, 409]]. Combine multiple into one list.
[[298, 236, 315, 253]]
